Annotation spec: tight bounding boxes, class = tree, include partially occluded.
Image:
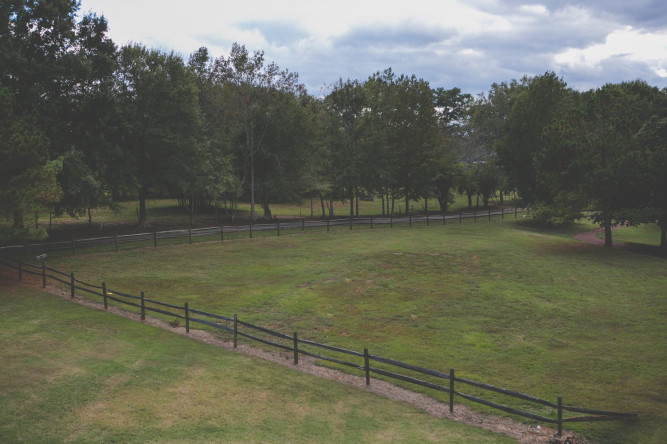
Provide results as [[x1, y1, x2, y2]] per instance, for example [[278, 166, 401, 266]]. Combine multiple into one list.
[[373, 71, 443, 214], [324, 77, 370, 217], [634, 115, 667, 249], [0, 86, 62, 241], [577, 81, 666, 246], [497, 72, 573, 206], [212, 43, 303, 221], [114, 44, 204, 229], [1, 0, 116, 231]]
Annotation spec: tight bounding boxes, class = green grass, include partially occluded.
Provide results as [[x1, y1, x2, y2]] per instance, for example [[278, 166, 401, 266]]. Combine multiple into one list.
[[15, 219, 667, 443], [602, 223, 663, 247], [29, 193, 512, 232], [0, 280, 513, 443]]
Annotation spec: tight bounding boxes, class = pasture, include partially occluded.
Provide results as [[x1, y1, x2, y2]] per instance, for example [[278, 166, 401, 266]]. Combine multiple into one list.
[[5, 218, 666, 443], [0, 282, 512, 443]]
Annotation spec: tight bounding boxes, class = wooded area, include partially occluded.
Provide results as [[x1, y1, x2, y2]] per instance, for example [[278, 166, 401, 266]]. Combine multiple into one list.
[[1, 1, 666, 248]]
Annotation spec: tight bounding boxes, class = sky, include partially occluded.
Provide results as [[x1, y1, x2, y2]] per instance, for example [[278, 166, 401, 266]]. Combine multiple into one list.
[[78, 0, 667, 96]]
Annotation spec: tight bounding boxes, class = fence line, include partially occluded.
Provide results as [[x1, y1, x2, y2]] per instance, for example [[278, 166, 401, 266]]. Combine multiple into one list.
[[0, 208, 525, 260], [0, 255, 637, 437]]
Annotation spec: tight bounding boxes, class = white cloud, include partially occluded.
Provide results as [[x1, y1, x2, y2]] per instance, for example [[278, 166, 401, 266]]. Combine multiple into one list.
[[554, 27, 667, 78], [78, 0, 667, 93]]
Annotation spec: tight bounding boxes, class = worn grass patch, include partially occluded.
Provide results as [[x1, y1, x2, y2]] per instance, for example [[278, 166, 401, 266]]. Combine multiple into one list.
[[24, 219, 667, 443]]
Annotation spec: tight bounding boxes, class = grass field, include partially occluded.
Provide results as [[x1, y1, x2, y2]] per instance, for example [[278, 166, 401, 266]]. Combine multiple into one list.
[[5, 219, 666, 443], [0, 282, 513, 443], [35, 194, 508, 231]]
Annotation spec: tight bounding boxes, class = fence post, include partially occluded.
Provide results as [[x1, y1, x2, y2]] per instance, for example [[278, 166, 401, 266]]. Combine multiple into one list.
[[449, 369, 455, 413], [188, 227, 192, 244], [515, 207, 518, 219], [293, 332, 298, 365], [102, 282, 108, 309], [409, 214, 412, 228], [25, 244, 29, 261], [349, 216, 352, 231], [390, 215, 393, 228], [153, 231, 157, 248], [70, 272, 75, 298], [221, 225, 224, 241], [459, 212, 462, 224], [302, 219, 305, 233], [71, 239, 76, 256], [184, 302, 190, 333], [426, 213, 429, 226], [474, 211, 477, 222], [277, 221, 280, 237], [41, 262, 46, 288], [443, 213, 446, 225], [488, 209, 491, 221], [114, 234, 118, 252], [18, 260, 22, 281], [501, 208, 504, 220], [557, 396, 563, 437], [140, 291, 145, 320], [233, 314, 238, 348], [249, 221, 253, 239], [364, 348, 370, 386], [370, 216, 373, 229]]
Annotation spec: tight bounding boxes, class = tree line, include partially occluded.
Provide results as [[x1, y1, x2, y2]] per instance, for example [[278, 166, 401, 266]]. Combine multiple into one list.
[[1, 1, 665, 248]]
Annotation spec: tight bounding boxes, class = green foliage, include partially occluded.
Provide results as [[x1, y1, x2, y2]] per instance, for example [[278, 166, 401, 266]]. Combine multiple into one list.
[[0, 86, 62, 241]]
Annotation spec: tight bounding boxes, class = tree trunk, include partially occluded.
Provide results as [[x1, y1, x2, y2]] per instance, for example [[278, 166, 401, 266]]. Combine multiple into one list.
[[349, 186, 354, 218], [319, 192, 326, 218], [604, 213, 613, 248], [250, 149, 256, 221], [139, 186, 148, 230], [405, 187, 409, 214], [13, 210, 24, 229], [381, 190, 385, 216], [355, 187, 359, 217]]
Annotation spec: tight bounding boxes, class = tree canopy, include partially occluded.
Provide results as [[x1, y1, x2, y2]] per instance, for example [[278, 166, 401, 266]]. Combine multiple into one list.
[[2, 2, 665, 250]]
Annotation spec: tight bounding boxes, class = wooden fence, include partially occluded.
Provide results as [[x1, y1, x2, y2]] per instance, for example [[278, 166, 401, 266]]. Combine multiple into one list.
[[0, 255, 637, 437], [0, 208, 525, 260]]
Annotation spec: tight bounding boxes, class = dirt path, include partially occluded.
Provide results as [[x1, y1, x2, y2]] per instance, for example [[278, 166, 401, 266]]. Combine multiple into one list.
[[0, 272, 589, 444], [573, 225, 624, 246]]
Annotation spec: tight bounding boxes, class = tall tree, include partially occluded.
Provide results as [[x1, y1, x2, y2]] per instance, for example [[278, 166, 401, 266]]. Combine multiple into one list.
[[114, 44, 204, 229], [497, 72, 573, 207], [0, 87, 62, 240], [212, 43, 303, 221], [324, 77, 370, 217], [634, 114, 667, 249], [576, 81, 665, 246], [1, 0, 116, 234]]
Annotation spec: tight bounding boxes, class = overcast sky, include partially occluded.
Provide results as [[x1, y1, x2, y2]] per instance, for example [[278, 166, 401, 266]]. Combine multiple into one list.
[[78, 0, 667, 96]]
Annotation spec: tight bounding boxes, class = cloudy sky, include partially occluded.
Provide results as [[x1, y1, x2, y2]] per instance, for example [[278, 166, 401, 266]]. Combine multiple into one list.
[[78, 0, 667, 96]]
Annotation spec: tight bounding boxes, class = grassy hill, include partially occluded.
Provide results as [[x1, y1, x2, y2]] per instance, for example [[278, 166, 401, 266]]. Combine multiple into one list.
[[5, 218, 666, 442], [0, 280, 514, 443]]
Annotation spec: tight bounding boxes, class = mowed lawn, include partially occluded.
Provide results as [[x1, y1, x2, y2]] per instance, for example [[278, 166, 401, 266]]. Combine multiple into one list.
[[0, 281, 513, 443], [21, 219, 667, 443]]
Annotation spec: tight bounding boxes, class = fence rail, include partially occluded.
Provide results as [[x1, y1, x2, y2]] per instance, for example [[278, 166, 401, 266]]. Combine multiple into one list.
[[0, 208, 526, 259], [0, 254, 637, 437]]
